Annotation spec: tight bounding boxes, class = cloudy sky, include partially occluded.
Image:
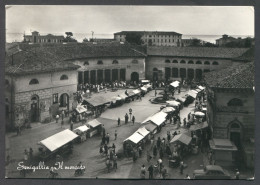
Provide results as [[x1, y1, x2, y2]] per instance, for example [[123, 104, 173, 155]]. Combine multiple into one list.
[[6, 5, 254, 42]]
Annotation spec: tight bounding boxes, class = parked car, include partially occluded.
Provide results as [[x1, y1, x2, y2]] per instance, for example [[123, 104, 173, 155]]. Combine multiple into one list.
[[193, 165, 231, 179]]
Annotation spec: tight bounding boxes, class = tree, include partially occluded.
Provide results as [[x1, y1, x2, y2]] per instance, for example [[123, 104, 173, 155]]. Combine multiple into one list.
[[83, 38, 89, 43], [190, 38, 201, 47], [204, 42, 216, 47], [63, 32, 77, 42], [244, 37, 252, 48], [125, 33, 144, 45]]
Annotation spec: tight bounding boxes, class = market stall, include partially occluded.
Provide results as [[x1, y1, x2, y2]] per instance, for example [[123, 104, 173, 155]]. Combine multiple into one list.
[[87, 119, 102, 137], [73, 125, 90, 142], [143, 122, 158, 134], [38, 129, 79, 160], [124, 132, 144, 146]]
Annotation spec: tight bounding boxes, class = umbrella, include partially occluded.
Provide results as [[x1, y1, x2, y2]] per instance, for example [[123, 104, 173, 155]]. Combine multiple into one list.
[[194, 111, 205, 117], [162, 107, 175, 113]]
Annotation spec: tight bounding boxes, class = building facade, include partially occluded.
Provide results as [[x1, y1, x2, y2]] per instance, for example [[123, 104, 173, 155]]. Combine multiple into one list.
[[145, 46, 249, 82], [216, 34, 237, 46], [114, 31, 182, 46], [205, 62, 254, 168], [24, 31, 64, 44]]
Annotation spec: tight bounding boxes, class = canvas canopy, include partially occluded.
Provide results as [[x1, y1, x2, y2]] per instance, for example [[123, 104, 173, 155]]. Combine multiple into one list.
[[141, 87, 147, 92], [166, 100, 181, 107], [88, 119, 102, 128], [119, 93, 128, 100], [170, 133, 192, 145], [75, 105, 87, 114], [144, 123, 157, 132], [198, 86, 205, 90], [84, 96, 110, 107], [110, 96, 122, 103], [39, 129, 78, 152], [133, 89, 141, 94], [189, 122, 208, 131], [170, 81, 180, 87], [149, 112, 168, 126], [186, 90, 198, 98], [136, 127, 150, 137], [74, 125, 90, 133], [124, 132, 144, 144], [141, 80, 150, 83], [195, 88, 203, 93]]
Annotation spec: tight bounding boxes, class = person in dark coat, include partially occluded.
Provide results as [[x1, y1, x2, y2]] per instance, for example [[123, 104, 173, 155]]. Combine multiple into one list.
[[117, 118, 121, 126], [148, 164, 154, 179], [125, 113, 129, 124], [132, 116, 135, 125], [153, 145, 157, 158]]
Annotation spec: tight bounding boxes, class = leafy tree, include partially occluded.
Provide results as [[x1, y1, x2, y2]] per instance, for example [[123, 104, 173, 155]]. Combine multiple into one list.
[[244, 37, 252, 48], [190, 38, 201, 47], [83, 38, 89, 42], [204, 42, 216, 47], [63, 32, 77, 42], [125, 33, 144, 45]]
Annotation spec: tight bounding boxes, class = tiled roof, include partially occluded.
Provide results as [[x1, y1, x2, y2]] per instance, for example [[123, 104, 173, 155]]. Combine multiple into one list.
[[204, 62, 254, 89], [5, 43, 146, 75], [232, 47, 254, 61], [114, 31, 182, 36], [147, 46, 249, 59]]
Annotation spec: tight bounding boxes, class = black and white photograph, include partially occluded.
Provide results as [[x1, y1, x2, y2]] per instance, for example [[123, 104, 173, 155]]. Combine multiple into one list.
[[4, 5, 255, 180]]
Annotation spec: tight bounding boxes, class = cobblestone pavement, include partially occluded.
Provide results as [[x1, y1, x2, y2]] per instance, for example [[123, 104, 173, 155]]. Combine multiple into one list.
[[5, 88, 254, 179]]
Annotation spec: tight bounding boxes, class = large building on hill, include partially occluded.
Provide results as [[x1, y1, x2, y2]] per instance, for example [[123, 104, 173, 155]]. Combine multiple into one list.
[[23, 31, 64, 44], [114, 31, 182, 46]]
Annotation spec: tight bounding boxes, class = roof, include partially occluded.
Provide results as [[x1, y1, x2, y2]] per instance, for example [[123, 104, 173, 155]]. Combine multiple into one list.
[[204, 62, 254, 89], [166, 100, 180, 106], [136, 127, 150, 137], [149, 112, 168, 126], [83, 95, 110, 107], [189, 122, 208, 131], [186, 90, 198, 98], [114, 31, 182, 36], [74, 125, 90, 133], [233, 47, 254, 61], [147, 46, 249, 59], [75, 106, 87, 114], [88, 119, 102, 128], [5, 43, 146, 75], [170, 133, 192, 145], [144, 123, 157, 132], [39, 129, 78, 152], [124, 132, 144, 144]]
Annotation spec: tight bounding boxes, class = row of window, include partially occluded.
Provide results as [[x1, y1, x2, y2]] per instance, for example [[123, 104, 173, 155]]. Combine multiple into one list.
[[165, 60, 219, 65], [144, 39, 179, 43], [29, 75, 68, 85], [84, 60, 139, 66]]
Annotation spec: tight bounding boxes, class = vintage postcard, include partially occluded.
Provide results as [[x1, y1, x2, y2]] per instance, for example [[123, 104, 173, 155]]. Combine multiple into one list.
[[5, 5, 254, 180]]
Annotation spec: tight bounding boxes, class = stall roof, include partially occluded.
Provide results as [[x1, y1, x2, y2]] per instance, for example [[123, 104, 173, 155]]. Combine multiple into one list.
[[76, 106, 87, 114], [186, 90, 197, 98], [141, 87, 147, 91], [88, 119, 102, 128], [144, 123, 157, 132], [124, 132, 144, 144], [150, 112, 168, 126], [177, 97, 186, 103], [189, 122, 208, 131], [84, 96, 110, 107], [39, 129, 78, 152], [119, 93, 128, 99], [128, 91, 136, 97], [170, 133, 192, 145], [198, 85, 205, 90], [133, 89, 141, 94], [166, 100, 181, 106], [74, 125, 90, 133], [136, 127, 150, 137], [170, 81, 180, 87]]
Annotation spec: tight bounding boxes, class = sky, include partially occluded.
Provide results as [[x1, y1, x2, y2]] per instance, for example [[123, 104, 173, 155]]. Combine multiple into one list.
[[6, 5, 254, 43]]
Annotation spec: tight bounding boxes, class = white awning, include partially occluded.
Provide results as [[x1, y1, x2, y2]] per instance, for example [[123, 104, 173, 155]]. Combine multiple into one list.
[[195, 88, 202, 93], [187, 90, 198, 98], [74, 125, 90, 133], [88, 119, 102, 128], [39, 129, 78, 152], [124, 132, 144, 144], [141, 87, 147, 92], [133, 89, 141, 94], [166, 100, 181, 107], [141, 80, 150, 83], [170, 81, 180, 87], [150, 112, 168, 126], [136, 127, 150, 137], [170, 133, 192, 145], [198, 86, 205, 90], [76, 106, 87, 114]]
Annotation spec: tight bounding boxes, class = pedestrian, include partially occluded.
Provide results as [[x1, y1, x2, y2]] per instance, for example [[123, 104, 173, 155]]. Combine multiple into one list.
[[104, 144, 108, 156], [132, 115, 135, 125], [106, 133, 110, 144], [155, 89, 157, 97], [153, 145, 157, 158], [113, 154, 118, 171], [183, 118, 187, 127], [114, 130, 117, 140], [70, 122, 73, 131], [180, 161, 184, 174], [159, 148, 164, 159], [140, 164, 146, 179], [167, 133, 171, 143], [188, 113, 191, 120], [138, 145, 142, 157], [161, 167, 167, 179], [61, 110, 65, 120], [112, 143, 116, 153], [125, 113, 129, 124], [148, 164, 154, 179], [29, 148, 33, 163], [118, 117, 121, 126], [99, 145, 103, 155], [55, 114, 59, 123], [235, 170, 240, 179], [178, 87, 181, 94], [146, 151, 152, 162]]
